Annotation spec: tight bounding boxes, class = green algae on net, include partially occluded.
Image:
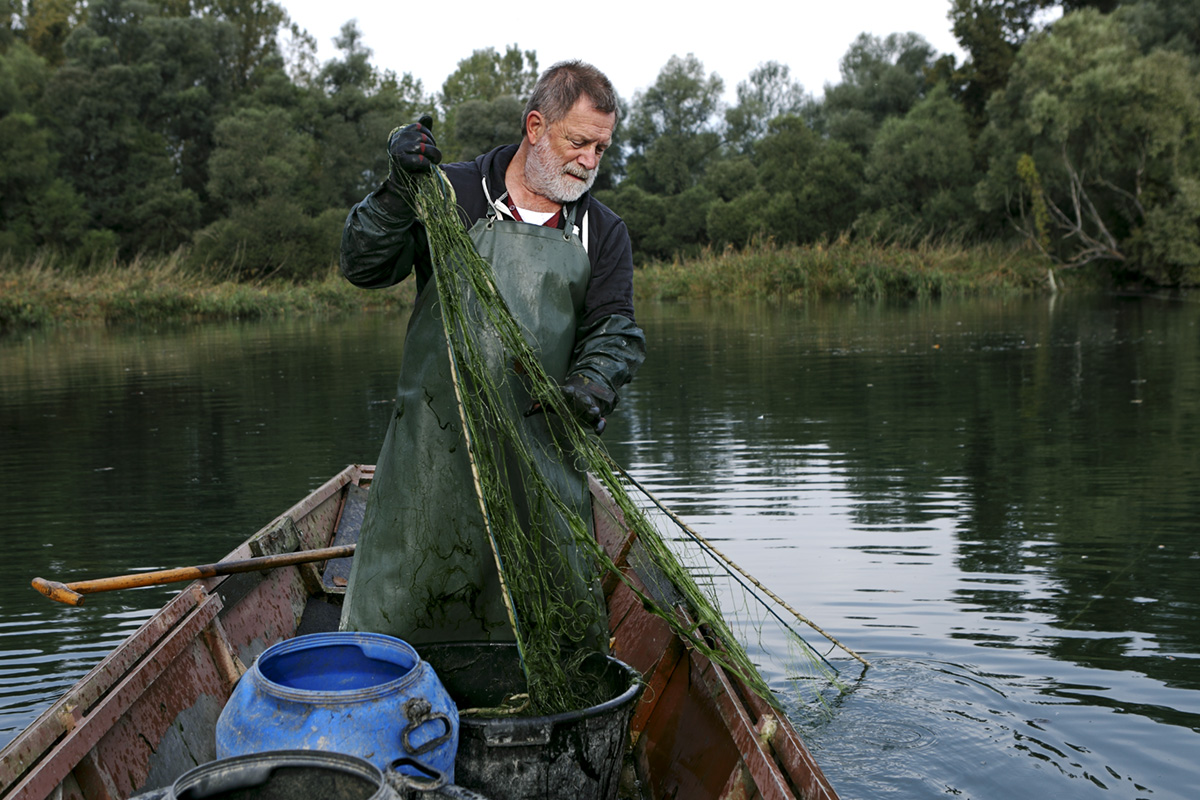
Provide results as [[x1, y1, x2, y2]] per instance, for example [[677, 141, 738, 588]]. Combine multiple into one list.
[[408, 167, 841, 715]]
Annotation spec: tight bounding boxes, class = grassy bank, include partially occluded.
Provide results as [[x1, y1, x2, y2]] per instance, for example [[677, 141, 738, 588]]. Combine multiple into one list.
[[634, 239, 1066, 301], [2, 241, 1076, 334], [0, 253, 415, 334]]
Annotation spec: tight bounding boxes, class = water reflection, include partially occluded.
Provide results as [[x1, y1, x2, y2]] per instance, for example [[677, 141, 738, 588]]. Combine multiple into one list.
[[601, 295, 1200, 799], [2, 295, 1198, 798], [0, 313, 412, 745]]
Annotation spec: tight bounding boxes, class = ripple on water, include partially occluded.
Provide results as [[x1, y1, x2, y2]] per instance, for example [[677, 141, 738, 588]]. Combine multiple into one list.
[[789, 654, 1194, 799], [0, 607, 159, 748]]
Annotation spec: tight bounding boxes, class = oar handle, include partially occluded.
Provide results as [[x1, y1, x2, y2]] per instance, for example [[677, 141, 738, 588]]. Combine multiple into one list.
[[30, 578, 86, 606], [31, 544, 356, 606]]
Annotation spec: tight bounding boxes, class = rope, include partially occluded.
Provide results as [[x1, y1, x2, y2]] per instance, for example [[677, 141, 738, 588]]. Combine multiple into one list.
[[608, 456, 870, 668]]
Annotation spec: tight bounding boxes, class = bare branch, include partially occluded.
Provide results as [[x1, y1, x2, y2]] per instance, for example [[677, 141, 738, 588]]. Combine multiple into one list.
[[1041, 146, 1127, 268]]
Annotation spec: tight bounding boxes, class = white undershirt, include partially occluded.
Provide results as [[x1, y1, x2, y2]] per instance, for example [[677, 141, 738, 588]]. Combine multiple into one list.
[[515, 206, 557, 226], [484, 180, 588, 250]]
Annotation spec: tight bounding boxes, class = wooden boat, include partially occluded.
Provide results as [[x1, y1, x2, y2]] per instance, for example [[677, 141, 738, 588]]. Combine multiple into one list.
[[0, 464, 839, 800]]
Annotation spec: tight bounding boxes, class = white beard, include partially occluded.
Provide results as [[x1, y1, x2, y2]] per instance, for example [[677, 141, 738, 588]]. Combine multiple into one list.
[[524, 135, 596, 204]]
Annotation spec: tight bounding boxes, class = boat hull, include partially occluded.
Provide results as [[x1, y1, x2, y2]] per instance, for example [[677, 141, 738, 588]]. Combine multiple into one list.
[[0, 465, 838, 800]]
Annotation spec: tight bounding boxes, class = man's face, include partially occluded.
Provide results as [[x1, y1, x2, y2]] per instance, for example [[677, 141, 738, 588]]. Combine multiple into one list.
[[524, 98, 616, 204]]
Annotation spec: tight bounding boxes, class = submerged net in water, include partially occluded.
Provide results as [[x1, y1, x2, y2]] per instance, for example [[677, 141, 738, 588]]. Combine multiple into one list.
[[407, 167, 839, 715]]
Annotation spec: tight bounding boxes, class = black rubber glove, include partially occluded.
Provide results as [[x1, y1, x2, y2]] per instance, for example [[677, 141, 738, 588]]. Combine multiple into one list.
[[386, 114, 441, 193], [560, 374, 614, 436]]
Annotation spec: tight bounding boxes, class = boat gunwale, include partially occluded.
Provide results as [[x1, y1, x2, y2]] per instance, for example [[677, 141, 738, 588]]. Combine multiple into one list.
[[0, 465, 370, 798], [1, 463, 839, 800]]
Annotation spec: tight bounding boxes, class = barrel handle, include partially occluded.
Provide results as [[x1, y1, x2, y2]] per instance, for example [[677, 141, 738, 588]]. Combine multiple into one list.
[[386, 756, 447, 793], [401, 697, 454, 756]]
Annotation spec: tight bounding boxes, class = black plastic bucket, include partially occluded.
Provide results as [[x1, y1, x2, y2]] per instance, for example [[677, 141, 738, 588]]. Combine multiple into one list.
[[421, 643, 643, 800], [128, 750, 491, 800]]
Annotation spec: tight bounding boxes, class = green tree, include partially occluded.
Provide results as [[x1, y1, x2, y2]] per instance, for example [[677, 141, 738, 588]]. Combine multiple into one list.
[[946, 1, 1133, 129], [191, 20, 422, 278], [625, 54, 724, 194], [705, 187, 768, 249], [189, 198, 344, 279], [40, 0, 247, 254], [197, 0, 289, 92], [858, 85, 982, 239], [0, 31, 46, 110], [309, 21, 425, 208], [205, 106, 311, 210], [451, 95, 524, 161], [702, 156, 757, 202], [190, 105, 329, 278], [628, 53, 723, 147], [947, 0, 1042, 127], [439, 44, 538, 110], [818, 32, 937, 153], [757, 115, 864, 244], [723, 61, 811, 154], [978, 8, 1200, 281], [599, 60, 724, 263], [594, 184, 670, 261], [0, 41, 88, 256], [434, 45, 536, 164], [1, 0, 15, 49], [1128, 177, 1200, 284], [626, 132, 723, 196], [1116, 0, 1200, 55], [597, 182, 714, 262], [704, 114, 864, 249], [21, 0, 85, 66]]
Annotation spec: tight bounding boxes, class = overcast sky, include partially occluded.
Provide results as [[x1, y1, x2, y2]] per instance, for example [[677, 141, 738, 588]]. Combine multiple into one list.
[[279, 1, 966, 105]]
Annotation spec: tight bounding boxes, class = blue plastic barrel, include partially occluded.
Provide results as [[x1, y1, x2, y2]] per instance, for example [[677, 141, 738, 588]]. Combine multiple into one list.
[[215, 633, 459, 781]]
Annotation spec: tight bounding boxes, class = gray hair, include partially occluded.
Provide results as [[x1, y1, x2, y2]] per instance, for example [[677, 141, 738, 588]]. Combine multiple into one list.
[[522, 61, 619, 131]]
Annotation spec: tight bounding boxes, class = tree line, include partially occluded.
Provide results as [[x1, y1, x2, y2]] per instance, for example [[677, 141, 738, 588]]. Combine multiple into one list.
[[2, 0, 1198, 286]]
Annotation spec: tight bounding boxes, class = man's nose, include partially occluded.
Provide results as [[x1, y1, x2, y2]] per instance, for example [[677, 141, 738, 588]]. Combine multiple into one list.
[[578, 149, 601, 170]]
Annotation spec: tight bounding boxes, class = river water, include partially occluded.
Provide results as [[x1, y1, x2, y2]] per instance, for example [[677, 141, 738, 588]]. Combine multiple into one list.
[[1, 293, 1197, 799]]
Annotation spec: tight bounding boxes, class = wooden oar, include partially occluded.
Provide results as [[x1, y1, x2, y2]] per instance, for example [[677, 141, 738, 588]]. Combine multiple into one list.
[[31, 544, 356, 606]]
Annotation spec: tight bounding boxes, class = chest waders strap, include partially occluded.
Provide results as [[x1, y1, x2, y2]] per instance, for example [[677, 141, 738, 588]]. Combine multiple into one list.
[[487, 192, 579, 243]]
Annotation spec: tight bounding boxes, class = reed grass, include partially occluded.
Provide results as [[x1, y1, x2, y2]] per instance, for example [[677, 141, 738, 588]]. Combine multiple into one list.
[[0, 251, 415, 334], [2, 237, 1081, 335], [633, 237, 1065, 302]]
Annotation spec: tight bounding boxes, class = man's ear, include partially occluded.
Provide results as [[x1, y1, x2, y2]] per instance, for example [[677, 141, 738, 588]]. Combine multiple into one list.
[[525, 109, 546, 145]]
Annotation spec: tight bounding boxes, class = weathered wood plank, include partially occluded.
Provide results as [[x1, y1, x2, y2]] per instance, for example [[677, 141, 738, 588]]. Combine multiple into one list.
[[0, 585, 206, 794], [4, 589, 222, 799]]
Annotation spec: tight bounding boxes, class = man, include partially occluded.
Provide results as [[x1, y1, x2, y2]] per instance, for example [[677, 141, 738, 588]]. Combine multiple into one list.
[[339, 61, 645, 649]]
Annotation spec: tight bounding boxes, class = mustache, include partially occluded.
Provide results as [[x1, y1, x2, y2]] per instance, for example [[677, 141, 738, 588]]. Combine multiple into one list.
[[563, 163, 591, 180]]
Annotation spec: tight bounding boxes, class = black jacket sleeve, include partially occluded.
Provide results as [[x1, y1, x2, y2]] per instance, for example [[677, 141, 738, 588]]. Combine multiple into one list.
[[568, 206, 646, 411], [339, 185, 433, 293]]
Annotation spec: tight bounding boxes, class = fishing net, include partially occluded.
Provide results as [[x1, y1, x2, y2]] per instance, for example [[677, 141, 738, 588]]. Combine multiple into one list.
[[406, 167, 841, 715]]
